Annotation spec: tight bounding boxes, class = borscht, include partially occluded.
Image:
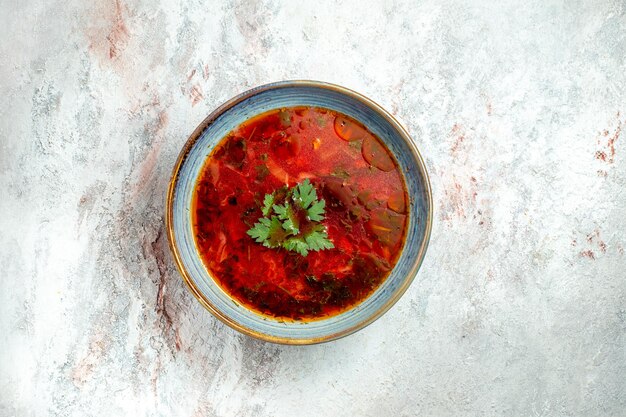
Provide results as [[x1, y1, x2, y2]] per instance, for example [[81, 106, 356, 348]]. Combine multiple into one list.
[[192, 106, 409, 321]]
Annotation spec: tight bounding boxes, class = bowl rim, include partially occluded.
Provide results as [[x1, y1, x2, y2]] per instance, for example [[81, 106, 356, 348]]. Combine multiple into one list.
[[166, 80, 433, 345]]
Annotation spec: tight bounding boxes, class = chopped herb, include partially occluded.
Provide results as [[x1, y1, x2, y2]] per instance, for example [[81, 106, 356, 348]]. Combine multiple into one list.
[[331, 168, 351, 179], [305, 275, 319, 285], [349, 140, 362, 151], [246, 179, 334, 256], [339, 217, 353, 231], [255, 164, 270, 180]]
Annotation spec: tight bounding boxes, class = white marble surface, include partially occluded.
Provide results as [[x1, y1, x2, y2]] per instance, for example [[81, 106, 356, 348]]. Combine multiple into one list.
[[2, 0, 626, 416]]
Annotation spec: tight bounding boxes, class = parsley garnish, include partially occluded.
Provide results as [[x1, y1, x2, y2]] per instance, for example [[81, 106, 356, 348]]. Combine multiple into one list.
[[261, 193, 274, 216], [246, 179, 334, 256]]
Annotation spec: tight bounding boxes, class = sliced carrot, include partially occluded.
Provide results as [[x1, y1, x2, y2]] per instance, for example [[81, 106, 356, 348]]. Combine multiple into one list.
[[361, 136, 395, 172], [387, 190, 406, 213], [334, 116, 367, 142]]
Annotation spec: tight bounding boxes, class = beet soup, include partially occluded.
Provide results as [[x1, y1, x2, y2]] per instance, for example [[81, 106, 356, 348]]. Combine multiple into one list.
[[192, 106, 409, 321]]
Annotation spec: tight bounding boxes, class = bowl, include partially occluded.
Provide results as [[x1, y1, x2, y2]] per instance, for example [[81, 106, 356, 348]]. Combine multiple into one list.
[[166, 80, 432, 344]]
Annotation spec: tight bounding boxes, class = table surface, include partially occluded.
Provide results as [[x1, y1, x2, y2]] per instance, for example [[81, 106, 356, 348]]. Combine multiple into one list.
[[2, 0, 625, 416]]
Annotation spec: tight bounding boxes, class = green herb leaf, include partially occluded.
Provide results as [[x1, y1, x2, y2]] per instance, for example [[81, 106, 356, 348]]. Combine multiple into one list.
[[246, 217, 285, 248], [292, 178, 316, 209], [247, 217, 271, 244], [273, 203, 288, 219], [246, 179, 333, 257], [283, 237, 309, 256], [307, 199, 326, 221], [261, 193, 274, 216], [274, 203, 299, 234], [305, 227, 334, 251]]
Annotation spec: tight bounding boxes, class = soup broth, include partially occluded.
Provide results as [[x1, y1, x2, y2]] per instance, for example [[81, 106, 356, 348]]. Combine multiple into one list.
[[192, 106, 408, 321]]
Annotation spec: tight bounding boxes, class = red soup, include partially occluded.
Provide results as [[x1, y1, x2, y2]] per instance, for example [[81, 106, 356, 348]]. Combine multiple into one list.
[[192, 106, 408, 321]]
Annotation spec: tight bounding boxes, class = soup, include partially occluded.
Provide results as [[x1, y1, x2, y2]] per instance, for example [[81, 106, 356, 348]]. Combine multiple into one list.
[[192, 106, 408, 321]]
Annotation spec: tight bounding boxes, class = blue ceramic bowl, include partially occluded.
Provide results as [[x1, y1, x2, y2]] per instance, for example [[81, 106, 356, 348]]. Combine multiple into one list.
[[166, 81, 432, 344]]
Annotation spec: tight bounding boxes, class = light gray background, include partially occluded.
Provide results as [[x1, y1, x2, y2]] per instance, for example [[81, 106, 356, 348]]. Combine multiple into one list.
[[1, 0, 625, 416]]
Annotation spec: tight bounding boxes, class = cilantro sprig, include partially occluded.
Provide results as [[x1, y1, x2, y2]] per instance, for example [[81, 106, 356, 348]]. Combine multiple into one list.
[[246, 179, 334, 256]]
